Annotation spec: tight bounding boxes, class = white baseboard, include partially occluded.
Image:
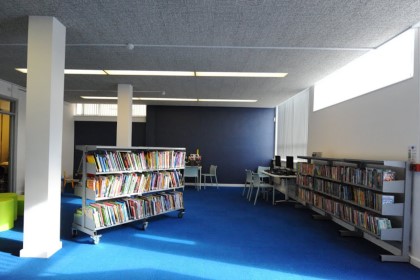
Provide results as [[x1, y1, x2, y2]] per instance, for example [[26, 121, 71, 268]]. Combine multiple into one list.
[[20, 241, 62, 258], [410, 254, 420, 269]]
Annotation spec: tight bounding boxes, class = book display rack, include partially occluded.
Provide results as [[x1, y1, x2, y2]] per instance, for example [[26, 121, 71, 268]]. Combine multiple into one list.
[[72, 145, 186, 244], [296, 156, 412, 262]]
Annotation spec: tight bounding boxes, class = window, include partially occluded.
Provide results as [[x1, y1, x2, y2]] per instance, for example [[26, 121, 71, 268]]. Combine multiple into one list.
[[276, 89, 309, 160], [74, 104, 146, 117], [314, 29, 415, 111]]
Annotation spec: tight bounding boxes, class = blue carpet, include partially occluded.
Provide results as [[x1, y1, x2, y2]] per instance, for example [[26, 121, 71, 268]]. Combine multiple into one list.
[[0, 187, 419, 279]]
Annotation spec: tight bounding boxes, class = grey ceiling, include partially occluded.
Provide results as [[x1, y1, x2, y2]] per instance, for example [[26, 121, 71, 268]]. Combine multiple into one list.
[[1, 0, 420, 107]]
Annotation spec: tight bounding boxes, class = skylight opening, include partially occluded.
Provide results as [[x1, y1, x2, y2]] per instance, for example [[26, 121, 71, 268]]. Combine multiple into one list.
[[313, 29, 415, 111]]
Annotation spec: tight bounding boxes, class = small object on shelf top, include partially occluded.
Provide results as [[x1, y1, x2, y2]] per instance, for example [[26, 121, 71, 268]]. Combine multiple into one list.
[[186, 153, 201, 166]]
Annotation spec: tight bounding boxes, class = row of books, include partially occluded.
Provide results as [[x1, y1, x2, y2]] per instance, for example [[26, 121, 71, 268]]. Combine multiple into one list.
[[86, 171, 183, 198], [313, 179, 340, 198], [296, 162, 315, 175], [297, 163, 398, 189], [297, 188, 313, 204], [86, 150, 186, 173], [313, 194, 392, 235], [296, 174, 314, 189], [302, 179, 396, 212], [340, 185, 395, 212], [128, 192, 184, 220], [80, 191, 184, 228]]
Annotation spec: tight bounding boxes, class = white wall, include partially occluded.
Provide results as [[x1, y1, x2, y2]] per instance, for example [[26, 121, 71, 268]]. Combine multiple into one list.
[[307, 28, 420, 268], [307, 77, 419, 160]]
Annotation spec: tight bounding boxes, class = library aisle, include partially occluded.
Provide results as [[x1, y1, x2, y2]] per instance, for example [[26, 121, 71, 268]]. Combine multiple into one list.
[[0, 187, 420, 280]]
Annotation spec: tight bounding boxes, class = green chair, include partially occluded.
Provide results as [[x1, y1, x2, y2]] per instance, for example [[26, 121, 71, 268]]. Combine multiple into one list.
[[0, 193, 18, 220], [0, 197, 14, 231]]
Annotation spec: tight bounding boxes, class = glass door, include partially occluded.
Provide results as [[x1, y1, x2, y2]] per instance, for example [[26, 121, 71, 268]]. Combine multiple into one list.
[[0, 99, 14, 192]]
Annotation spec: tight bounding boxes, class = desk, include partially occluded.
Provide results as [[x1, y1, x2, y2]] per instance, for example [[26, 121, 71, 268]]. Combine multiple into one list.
[[184, 166, 202, 190], [261, 170, 296, 203]]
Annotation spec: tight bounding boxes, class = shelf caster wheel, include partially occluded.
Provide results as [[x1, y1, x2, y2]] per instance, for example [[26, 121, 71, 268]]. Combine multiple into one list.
[[178, 211, 185, 218], [91, 235, 101, 245], [71, 229, 78, 237], [142, 221, 149, 230]]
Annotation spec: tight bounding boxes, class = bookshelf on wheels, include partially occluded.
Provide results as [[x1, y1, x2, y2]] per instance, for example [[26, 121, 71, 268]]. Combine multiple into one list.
[[296, 156, 412, 262], [72, 145, 186, 244]]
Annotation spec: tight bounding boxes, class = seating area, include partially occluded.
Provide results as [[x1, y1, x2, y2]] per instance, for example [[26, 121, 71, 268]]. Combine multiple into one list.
[[201, 165, 218, 189], [184, 164, 219, 191], [243, 167, 276, 205], [184, 166, 201, 190]]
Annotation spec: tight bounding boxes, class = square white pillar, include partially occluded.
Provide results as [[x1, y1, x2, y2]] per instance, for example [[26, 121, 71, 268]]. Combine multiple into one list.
[[117, 84, 133, 147], [20, 16, 66, 258], [411, 27, 420, 269]]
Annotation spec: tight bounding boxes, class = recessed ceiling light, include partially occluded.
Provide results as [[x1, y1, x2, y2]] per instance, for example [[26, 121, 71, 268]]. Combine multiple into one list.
[[104, 70, 195, 76], [195, 72, 287, 78], [198, 99, 257, 102]]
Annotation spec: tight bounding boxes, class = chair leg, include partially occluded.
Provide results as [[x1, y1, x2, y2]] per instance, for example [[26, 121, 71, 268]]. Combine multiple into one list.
[[272, 187, 275, 205], [254, 187, 260, 205], [215, 175, 218, 189], [196, 177, 200, 191], [242, 182, 247, 196], [247, 185, 253, 201]]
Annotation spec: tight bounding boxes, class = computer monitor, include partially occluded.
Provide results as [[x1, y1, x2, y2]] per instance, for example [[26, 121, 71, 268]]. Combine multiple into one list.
[[270, 159, 275, 170], [275, 156, 281, 167], [286, 156, 294, 169]]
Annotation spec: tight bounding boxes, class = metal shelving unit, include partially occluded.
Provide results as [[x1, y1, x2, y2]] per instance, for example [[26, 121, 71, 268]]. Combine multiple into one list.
[[296, 156, 412, 262], [72, 145, 186, 244]]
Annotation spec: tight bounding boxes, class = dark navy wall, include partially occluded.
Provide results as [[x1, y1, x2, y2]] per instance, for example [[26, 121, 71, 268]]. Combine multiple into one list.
[[73, 107, 275, 183], [146, 106, 275, 184], [73, 121, 146, 173]]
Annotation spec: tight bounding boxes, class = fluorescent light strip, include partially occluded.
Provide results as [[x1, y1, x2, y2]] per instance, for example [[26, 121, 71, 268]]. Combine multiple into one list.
[[137, 97, 197, 101], [16, 68, 287, 78], [104, 70, 195, 76], [195, 72, 288, 78], [81, 96, 257, 103], [81, 96, 117, 100], [82, 96, 197, 101], [199, 99, 257, 102], [65, 69, 106, 75], [16, 68, 106, 75]]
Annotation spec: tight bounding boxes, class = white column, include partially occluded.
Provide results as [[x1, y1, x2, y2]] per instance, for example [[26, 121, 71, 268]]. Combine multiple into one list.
[[411, 27, 420, 269], [20, 16, 66, 258], [12, 85, 26, 195], [117, 84, 133, 147]]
